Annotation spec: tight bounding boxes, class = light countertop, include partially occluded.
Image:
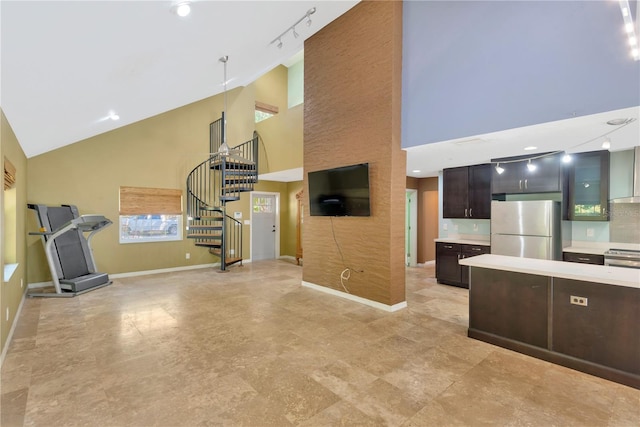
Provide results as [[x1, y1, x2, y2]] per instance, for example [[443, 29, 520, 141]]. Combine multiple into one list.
[[459, 254, 640, 289], [435, 238, 491, 246], [562, 246, 606, 255]]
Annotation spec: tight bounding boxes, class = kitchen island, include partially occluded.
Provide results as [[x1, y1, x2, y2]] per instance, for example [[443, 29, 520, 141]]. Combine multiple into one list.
[[459, 254, 639, 389]]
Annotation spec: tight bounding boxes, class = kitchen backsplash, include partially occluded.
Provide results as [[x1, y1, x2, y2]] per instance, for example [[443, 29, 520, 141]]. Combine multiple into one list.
[[440, 215, 639, 245], [609, 203, 640, 244]]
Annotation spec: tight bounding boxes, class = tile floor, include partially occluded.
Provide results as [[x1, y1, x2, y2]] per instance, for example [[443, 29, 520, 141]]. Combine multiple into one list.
[[1, 260, 638, 426]]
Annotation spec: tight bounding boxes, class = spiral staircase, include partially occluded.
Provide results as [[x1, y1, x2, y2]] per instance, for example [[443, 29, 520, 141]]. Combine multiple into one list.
[[186, 113, 259, 271]]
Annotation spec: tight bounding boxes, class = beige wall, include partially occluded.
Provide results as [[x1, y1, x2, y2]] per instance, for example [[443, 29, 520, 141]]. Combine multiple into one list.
[[303, 1, 406, 306], [255, 65, 304, 174], [1, 109, 28, 356], [26, 69, 300, 283]]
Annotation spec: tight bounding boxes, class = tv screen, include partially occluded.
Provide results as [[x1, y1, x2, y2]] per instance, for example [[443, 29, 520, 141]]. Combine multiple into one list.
[[308, 163, 371, 216]]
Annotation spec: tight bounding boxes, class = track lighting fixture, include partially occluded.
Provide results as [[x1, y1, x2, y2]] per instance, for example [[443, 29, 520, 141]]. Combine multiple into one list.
[[526, 159, 537, 172], [270, 7, 317, 48], [495, 163, 505, 175], [562, 154, 572, 163], [618, 0, 639, 60], [602, 137, 611, 149]]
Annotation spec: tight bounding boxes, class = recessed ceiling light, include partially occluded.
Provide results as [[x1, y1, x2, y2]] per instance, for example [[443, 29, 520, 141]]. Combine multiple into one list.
[[524, 146, 537, 151]]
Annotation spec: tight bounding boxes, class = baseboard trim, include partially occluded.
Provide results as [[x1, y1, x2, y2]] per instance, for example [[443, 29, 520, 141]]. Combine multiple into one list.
[[301, 281, 407, 312], [1, 290, 27, 367], [109, 263, 219, 279]]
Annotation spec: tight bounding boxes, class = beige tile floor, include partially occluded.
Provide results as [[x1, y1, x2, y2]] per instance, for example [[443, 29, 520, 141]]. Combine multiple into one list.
[[1, 260, 638, 426]]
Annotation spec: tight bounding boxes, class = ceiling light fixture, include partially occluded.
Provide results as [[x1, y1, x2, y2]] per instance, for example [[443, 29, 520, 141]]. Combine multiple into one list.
[[524, 146, 537, 151], [618, 0, 639, 60], [412, 169, 421, 174], [270, 7, 317, 48], [171, 1, 192, 17], [526, 159, 537, 172], [108, 111, 119, 121], [495, 163, 505, 175], [562, 154, 572, 164], [602, 137, 611, 149]]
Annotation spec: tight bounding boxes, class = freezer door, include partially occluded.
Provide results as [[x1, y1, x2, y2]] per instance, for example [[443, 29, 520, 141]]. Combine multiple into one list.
[[491, 234, 554, 260], [491, 200, 554, 236]]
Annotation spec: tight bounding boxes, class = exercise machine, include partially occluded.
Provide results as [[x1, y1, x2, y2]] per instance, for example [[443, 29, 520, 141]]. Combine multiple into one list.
[[28, 204, 112, 297]]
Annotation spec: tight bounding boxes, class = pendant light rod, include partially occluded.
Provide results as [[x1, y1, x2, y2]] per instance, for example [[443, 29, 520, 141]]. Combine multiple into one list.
[[218, 55, 230, 154]]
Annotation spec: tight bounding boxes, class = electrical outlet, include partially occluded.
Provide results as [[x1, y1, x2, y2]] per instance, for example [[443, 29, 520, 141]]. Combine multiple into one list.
[[586, 228, 594, 238], [185, 253, 190, 260], [230, 249, 235, 255], [443, 223, 448, 231], [570, 295, 588, 306], [473, 223, 478, 231]]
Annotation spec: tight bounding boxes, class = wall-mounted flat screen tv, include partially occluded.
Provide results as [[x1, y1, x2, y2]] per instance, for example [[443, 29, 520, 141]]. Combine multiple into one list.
[[308, 163, 371, 216]]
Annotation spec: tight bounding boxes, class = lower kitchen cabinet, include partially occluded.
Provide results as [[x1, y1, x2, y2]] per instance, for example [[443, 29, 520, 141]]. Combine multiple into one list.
[[562, 252, 604, 265], [436, 242, 490, 288]]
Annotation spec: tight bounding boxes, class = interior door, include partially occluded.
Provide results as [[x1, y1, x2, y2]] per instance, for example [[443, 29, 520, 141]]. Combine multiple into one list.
[[251, 193, 277, 261]]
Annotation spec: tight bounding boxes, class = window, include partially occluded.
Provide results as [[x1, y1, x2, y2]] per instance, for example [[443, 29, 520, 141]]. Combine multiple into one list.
[[254, 101, 278, 123], [119, 186, 183, 243], [253, 196, 274, 213]]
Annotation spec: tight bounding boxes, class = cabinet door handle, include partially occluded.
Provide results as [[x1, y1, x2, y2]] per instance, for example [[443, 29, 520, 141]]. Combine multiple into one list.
[[472, 247, 482, 251], [519, 179, 522, 190], [578, 257, 590, 261], [469, 208, 473, 217], [444, 245, 453, 249], [464, 208, 468, 217], [524, 179, 528, 189]]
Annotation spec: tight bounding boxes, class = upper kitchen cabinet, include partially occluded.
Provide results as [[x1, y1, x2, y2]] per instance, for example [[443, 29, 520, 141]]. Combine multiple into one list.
[[443, 164, 492, 219], [567, 150, 610, 221], [492, 152, 563, 194]]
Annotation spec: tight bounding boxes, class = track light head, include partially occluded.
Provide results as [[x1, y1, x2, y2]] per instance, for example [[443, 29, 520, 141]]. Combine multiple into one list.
[[293, 27, 299, 39], [277, 38, 283, 49], [527, 159, 537, 172], [495, 163, 505, 175], [602, 137, 611, 149]]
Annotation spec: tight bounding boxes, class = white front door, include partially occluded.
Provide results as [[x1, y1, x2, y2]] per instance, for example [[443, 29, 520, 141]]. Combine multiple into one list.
[[250, 192, 279, 261]]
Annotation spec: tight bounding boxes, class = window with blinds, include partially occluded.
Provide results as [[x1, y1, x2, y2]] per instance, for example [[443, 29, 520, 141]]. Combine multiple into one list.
[[119, 186, 183, 243]]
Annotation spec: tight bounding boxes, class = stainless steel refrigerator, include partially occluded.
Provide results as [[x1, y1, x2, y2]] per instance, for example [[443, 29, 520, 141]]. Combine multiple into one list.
[[491, 200, 562, 260]]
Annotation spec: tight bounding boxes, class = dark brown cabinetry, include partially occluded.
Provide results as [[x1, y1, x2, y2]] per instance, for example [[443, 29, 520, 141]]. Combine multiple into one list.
[[436, 242, 490, 288], [562, 252, 604, 265], [552, 278, 639, 375], [442, 164, 491, 219], [566, 150, 610, 221], [469, 268, 550, 349], [492, 152, 563, 194]]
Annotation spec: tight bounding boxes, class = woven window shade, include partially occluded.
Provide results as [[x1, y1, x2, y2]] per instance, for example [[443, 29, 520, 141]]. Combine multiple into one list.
[[4, 158, 16, 190], [119, 186, 182, 215], [255, 101, 279, 115]]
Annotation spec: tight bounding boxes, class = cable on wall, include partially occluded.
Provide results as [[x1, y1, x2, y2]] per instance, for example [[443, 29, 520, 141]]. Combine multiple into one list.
[[330, 217, 364, 294]]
